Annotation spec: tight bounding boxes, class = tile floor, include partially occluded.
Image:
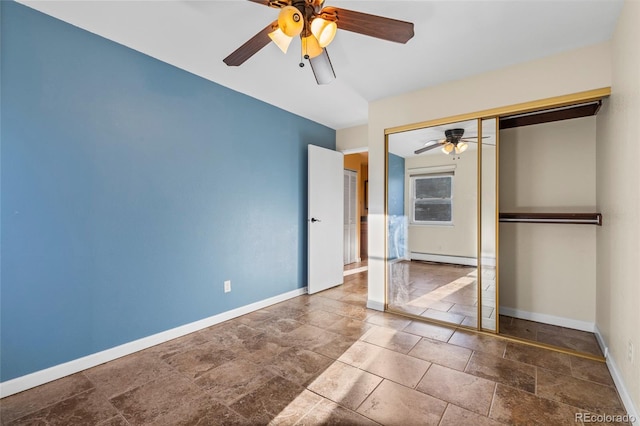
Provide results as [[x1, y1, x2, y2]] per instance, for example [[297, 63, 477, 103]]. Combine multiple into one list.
[[499, 316, 604, 357], [388, 261, 497, 330], [0, 271, 630, 425]]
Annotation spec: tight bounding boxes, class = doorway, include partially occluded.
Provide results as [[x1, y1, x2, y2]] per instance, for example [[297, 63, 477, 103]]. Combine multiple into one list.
[[344, 151, 369, 274]]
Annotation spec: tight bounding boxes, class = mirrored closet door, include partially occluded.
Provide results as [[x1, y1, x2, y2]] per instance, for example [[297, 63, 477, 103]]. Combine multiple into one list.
[[386, 117, 498, 332]]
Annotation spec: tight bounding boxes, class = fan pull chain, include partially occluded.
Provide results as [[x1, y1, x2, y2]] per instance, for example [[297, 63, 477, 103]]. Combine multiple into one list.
[[299, 42, 305, 67]]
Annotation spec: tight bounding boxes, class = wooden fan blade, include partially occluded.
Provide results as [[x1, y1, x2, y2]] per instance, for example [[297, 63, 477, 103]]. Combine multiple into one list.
[[309, 49, 336, 85], [223, 21, 278, 66], [248, 0, 289, 8], [321, 7, 414, 44]]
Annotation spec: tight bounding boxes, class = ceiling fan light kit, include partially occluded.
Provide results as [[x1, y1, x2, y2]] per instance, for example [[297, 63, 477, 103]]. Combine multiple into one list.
[[414, 128, 479, 156], [223, 0, 414, 85]]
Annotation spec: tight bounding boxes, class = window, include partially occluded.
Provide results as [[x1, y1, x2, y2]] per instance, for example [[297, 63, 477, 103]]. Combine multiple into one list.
[[410, 173, 453, 224]]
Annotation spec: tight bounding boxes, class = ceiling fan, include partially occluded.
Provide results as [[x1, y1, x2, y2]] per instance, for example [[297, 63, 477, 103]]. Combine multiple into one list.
[[223, 0, 415, 85], [414, 128, 488, 155]]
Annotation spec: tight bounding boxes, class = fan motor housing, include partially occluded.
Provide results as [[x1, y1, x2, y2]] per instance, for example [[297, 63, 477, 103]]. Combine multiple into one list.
[[444, 128, 465, 141]]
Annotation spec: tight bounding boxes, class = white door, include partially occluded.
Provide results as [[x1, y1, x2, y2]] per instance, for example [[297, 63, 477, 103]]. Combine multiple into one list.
[[308, 145, 344, 294], [344, 169, 358, 264]]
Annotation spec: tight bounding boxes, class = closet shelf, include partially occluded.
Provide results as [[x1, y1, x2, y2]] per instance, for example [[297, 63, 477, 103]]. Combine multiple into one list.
[[499, 212, 602, 226]]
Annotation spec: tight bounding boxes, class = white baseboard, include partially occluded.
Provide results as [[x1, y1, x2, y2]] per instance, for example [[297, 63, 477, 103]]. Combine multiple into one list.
[[366, 300, 385, 311], [410, 252, 497, 267], [0, 287, 308, 398], [344, 266, 368, 276], [594, 325, 639, 425], [499, 306, 595, 332], [411, 252, 477, 267]]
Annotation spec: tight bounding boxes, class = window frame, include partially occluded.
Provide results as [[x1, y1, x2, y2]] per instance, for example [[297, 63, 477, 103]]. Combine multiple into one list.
[[410, 172, 454, 226]]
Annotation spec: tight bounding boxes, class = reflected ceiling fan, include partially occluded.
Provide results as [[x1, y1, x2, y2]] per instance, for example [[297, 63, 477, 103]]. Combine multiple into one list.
[[223, 0, 414, 85], [414, 129, 488, 156]]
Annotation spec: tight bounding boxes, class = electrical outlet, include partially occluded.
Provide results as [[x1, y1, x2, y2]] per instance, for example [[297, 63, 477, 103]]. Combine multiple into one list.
[[628, 340, 634, 363], [224, 280, 231, 293]]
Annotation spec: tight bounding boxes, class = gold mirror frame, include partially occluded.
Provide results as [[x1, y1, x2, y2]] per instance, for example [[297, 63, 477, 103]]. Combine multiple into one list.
[[383, 87, 611, 360]]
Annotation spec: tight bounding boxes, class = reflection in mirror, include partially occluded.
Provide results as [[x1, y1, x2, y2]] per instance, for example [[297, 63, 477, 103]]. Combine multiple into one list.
[[387, 119, 481, 328], [480, 118, 498, 331]]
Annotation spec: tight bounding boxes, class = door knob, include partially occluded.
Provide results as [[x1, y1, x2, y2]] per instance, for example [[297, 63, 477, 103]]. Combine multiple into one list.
[[311, 218, 321, 223]]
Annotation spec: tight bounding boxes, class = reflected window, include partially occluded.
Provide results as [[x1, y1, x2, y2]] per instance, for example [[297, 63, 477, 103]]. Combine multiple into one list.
[[410, 173, 453, 224]]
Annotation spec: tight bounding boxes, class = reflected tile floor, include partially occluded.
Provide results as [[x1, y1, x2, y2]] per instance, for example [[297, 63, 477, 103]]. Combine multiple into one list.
[[0, 272, 630, 425]]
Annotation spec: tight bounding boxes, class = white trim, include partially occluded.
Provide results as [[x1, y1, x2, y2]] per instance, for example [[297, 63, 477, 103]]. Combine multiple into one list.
[[594, 326, 639, 425], [344, 266, 368, 276], [408, 165, 457, 175], [499, 306, 595, 332], [366, 299, 385, 311], [340, 147, 368, 155], [0, 287, 308, 398], [411, 252, 477, 267]]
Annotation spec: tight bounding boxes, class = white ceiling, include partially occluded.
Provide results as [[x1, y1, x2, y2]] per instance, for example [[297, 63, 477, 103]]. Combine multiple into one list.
[[388, 118, 498, 158], [18, 0, 623, 130]]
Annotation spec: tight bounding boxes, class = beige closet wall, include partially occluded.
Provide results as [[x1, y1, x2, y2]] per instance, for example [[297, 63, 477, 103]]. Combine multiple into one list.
[[499, 117, 597, 325], [595, 0, 640, 413], [365, 41, 611, 310]]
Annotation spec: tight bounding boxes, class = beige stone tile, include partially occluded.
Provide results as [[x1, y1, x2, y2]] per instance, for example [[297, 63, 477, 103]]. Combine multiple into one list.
[[439, 404, 504, 426], [265, 347, 332, 386], [85, 352, 175, 399], [311, 333, 359, 360], [536, 368, 626, 415], [194, 358, 275, 405], [96, 414, 130, 426], [267, 390, 323, 426], [0, 373, 94, 424], [402, 320, 456, 342], [337, 341, 384, 369], [276, 324, 340, 351], [416, 364, 496, 415], [230, 376, 305, 424], [8, 389, 118, 426], [490, 383, 580, 425], [408, 337, 473, 371], [327, 316, 374, 340], [503, 341, 572, 374], [233, 333, 290, 365], [465, 351, 536, 393], [298, 398, 378, 425], [537, 331, 603, 357], [569, 356, 615, 386], [297, 309, 345, 329], [163, 341, 236, 378], [307, 361, 383, 410], [110, 371, 209, 425], [448, 329, 507, 357], [358, 345, 431, 388], [364, 312, 412, 330], [360, 325, 421, 354], [357, 380, 447, 425]]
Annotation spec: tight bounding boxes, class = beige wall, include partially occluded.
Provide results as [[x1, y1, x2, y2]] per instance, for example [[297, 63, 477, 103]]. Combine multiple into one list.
[[404, 152, 477, 259], [366, 42, 611, 309], [499, 117, 597, 324], [596, 0, 640, 413], [337, 124, 368, 152]]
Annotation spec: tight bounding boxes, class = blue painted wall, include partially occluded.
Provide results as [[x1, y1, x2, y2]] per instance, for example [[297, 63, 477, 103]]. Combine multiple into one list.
[[0, 2, 335, 381], [388, 154, 405, 216], [388, 153, 405, 260]]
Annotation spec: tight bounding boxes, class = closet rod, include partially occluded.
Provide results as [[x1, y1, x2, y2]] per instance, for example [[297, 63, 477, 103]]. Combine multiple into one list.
[[499, 213, 602, 226]]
